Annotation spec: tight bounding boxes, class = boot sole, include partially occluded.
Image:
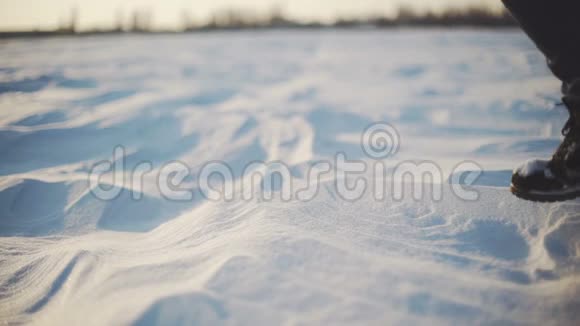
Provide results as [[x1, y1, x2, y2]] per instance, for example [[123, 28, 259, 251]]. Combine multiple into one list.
[[510, 184, 580, 203]]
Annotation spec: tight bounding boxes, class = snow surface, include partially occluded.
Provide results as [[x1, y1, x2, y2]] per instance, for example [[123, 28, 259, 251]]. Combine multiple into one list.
[[0, 30, 579, 325]]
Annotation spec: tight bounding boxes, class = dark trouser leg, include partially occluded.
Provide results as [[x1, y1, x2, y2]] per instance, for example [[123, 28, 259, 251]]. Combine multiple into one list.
[[502, 0, 580, 99]]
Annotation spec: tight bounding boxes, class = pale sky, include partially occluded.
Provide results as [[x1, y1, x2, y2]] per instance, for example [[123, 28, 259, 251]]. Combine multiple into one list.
[[0, 0, 504, 31]]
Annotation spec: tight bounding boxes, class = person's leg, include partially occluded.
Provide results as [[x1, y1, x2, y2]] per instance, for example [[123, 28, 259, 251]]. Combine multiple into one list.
[[504, 0, 580, 201], [502, 0, 580, 90], [558, 1, 580, 100]]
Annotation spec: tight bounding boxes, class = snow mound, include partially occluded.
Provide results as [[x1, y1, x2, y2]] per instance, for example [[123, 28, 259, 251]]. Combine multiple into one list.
[[1, 183, 579, 325]]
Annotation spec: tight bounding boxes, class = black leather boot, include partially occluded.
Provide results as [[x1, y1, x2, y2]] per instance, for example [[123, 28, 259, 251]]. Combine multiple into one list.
[[511, 92, 580, 202]]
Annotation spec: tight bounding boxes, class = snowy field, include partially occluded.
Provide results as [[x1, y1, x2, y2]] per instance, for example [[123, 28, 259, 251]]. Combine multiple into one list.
[[0, 29, 579, 325]]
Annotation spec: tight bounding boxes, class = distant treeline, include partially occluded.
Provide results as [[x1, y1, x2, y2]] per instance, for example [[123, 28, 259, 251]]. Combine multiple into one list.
[[192, 6, 516, 31], [0, 6, 517, 38]]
